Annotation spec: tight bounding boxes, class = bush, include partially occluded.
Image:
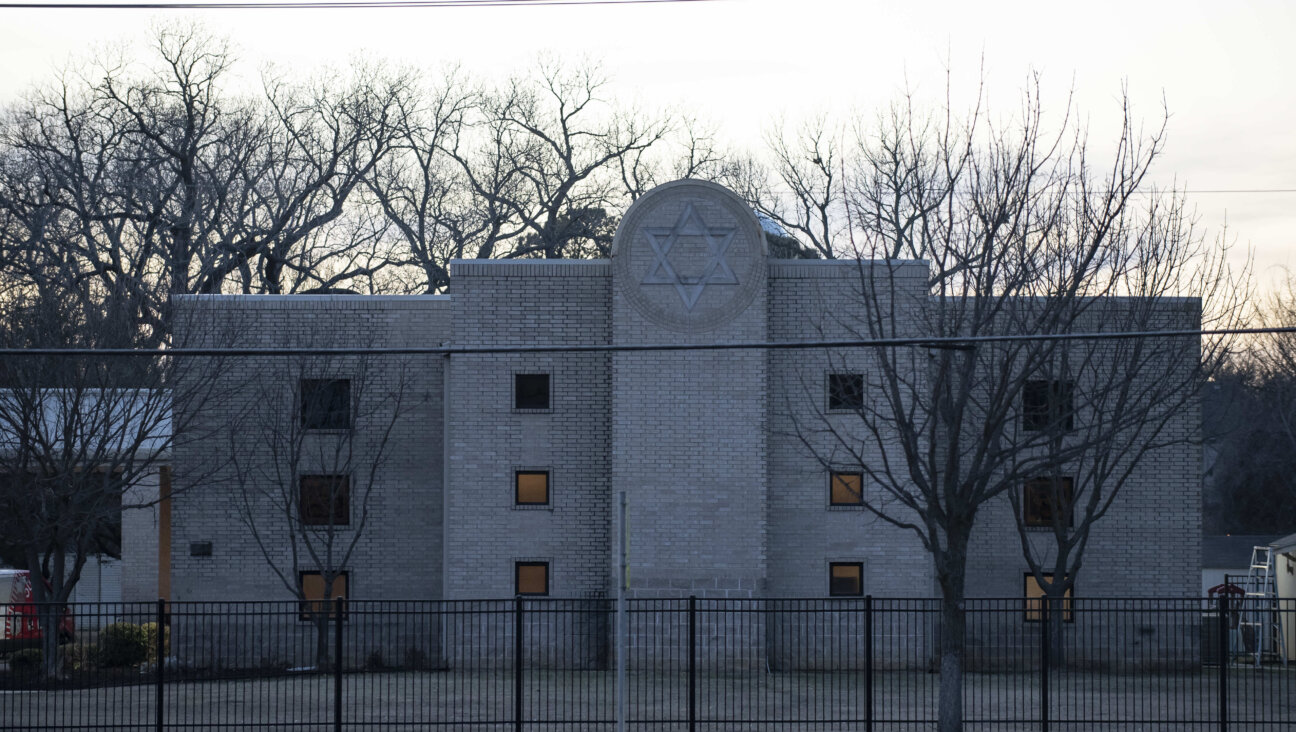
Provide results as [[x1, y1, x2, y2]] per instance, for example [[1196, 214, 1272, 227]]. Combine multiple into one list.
[[8, 648, 42, 675], [61, 642, 96, 673], [403, 647, 429, 670], [141, 622, 169, 665], [97, 623, 149, 668]]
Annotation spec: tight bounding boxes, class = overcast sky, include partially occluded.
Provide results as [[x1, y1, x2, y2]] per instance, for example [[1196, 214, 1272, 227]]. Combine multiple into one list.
[[1, 0, 1292, 285]]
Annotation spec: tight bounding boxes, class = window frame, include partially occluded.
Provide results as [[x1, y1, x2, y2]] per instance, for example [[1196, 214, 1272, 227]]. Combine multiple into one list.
[[1023, 573, 1075, 623], [827, 373, 865, 412], [298, 474, 352, 527], [299, 570, 349, 622], [1022, 379, 1075, 432], [1022, 476, 1075, 529], [513, 373, 552, 411], [514, 470, 551, 506], [829, 471, 865, 507], [300, 378, 352, 431], [828, 562, 864, 597], [515, 561, 550, 596]]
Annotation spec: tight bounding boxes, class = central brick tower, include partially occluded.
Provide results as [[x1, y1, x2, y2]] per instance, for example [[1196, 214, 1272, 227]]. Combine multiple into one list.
[[611, 180, 769, 598]]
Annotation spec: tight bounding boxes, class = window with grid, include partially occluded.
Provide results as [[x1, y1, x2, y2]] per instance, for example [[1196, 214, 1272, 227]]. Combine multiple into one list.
[[828, 373, 865, 411], [299, 571, 348, 621], [1024, 573, 1074, 622], [829, 562, 863, 596], [301, 379, 351, 430], [514, 374, 551, 410], [1023, 477, 1074, 528], [1022, 379, 1074, 432], [515, 471, 550, 505], [830, 471, 864, 506], [299, 474, 350, 526], [516, 562, 549, 596]]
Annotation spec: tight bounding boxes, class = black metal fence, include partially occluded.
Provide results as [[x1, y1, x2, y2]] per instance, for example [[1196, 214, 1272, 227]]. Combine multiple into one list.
[[1, 597, 1293, 729]]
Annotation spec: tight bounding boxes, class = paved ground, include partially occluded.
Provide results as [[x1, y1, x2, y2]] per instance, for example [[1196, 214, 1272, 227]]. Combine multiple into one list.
[[3, 667, 1295, 730]]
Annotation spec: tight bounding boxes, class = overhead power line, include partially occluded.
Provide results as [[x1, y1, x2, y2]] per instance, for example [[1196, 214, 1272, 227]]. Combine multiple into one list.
[[1175, 189, 1296, 195], [0, 0, 724, 8], [0, 325, 1286, 358]]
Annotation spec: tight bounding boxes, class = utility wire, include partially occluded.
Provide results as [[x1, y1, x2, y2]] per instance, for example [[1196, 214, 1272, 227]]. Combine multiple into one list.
[[0, 325, 1286, 358], [0, 0, 724, 8]]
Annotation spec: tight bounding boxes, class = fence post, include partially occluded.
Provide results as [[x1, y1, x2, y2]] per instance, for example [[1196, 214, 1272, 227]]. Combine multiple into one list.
[[515, 596, 524, 732], [1219, 594, 1228, 732], [155, 599, 165, 732], [1040, 599, 1050, 732], [334, 596, 343, 732], [865, 595, 873, 732], [688, 595, 697, 732]]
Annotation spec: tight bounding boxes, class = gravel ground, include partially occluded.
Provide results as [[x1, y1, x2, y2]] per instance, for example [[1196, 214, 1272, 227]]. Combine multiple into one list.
[[4, 667, 1295, 731]]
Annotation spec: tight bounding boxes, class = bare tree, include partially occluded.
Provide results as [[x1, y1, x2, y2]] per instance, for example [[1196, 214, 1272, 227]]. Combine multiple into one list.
[[0, 288, 226, 678], [1209, 273, 1296, 531], [446, 59, 670, 261], [790, 84, 1245, 731], [365, 68, 496, 293], [0, 23, 415, 336], [757, 115, 847, 258], [226, 351, 414, 669], [618, 114, 730, 201]]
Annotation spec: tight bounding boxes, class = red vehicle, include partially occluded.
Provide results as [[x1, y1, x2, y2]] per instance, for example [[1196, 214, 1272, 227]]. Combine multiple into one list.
[[1, 569, 75, 652]]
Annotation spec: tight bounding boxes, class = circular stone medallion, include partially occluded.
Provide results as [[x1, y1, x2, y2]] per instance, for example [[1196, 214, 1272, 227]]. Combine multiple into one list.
[[612, 180, 767, 333]]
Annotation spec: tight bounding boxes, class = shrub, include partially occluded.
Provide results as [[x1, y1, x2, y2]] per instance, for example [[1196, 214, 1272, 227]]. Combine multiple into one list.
[[61, 642, 96, 673], [365, 649, 385, 670], [8, 648, 42, 675], [140, 622, 169, 665], [97, 623, 149, 668], [403, 647, 429, 670]]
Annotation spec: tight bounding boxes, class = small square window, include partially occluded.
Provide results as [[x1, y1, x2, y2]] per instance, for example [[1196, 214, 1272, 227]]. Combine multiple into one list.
[[830, 471, 863, 506], [515, 471, 550, 505], [1022, 380, 1074, 432], [1024, 573, 1074, 622], [1023, 477, 1074, 528], [299, 571, 348, 621], [299, 475, 350, 526], [828, 373, 865, 411], [829, 562, 863, 596], [301, 379, 351, 430], [515, 374, 551, 410], [516, 562, 549, 596]]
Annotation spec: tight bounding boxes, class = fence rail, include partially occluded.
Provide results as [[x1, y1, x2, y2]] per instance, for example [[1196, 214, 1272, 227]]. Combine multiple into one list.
[[1, 597, 1293, 729]]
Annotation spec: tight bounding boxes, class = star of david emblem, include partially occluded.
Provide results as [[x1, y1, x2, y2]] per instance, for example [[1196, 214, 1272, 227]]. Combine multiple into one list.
[[640, 203, 739, 310]]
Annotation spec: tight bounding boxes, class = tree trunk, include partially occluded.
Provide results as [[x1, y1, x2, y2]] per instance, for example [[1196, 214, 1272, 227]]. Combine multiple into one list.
[[1047, 593, 1067, 667], [38, 604, 60, 679], [314, 615, 331, 671], [936, 529, 972, 732], [937, 592, 965, 732]]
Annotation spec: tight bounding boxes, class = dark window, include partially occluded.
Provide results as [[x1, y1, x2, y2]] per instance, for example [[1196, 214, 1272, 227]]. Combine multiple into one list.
[[516, 471, 550, 505], [1022, 380, 1074, 432], [1024, 573, 1074, 622], [516, 562, 549, 596], [301, 379, 351, 430], [829, 562, 864, 596], [830, 471, 863, 506], [828, 373, 865, 411], [299, 475, 351, 526], [1023, 477, 1074, 528], [299, 571, 348, 621], [515, 374, 551, 410]]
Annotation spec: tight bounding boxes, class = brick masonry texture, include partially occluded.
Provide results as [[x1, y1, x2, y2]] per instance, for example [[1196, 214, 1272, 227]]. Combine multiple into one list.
[[168, 295, 448, 603], [158, 182, 1202, 620]]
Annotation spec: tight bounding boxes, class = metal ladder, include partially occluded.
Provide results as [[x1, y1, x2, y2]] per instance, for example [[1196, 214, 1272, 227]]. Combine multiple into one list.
[[1238, 546, 1288, 666]]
